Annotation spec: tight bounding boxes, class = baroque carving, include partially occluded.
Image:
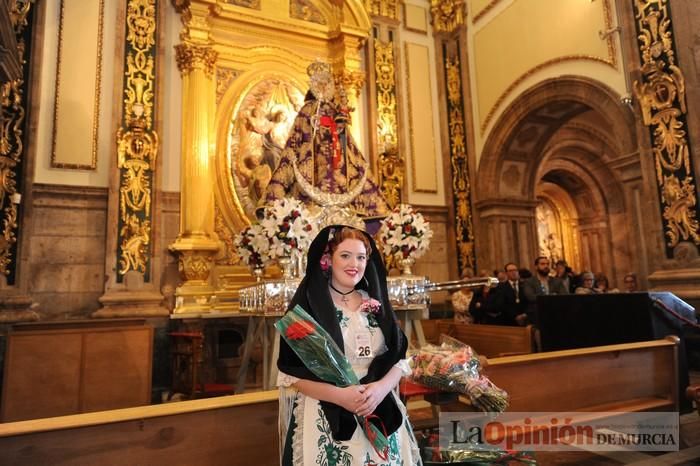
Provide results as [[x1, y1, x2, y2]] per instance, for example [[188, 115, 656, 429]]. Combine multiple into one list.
[[374, 39, 402, 208], [224, 0, 261, 9], [290, 0, 327, 25], [117, 0, 159, 281], [374, 40, 398, 152], [178, 250, 215, 282], [0, 1, 34, 280], [430, 0, 465, 34], [444, 54, 476, 275], [215, 67, 242, 105], [175, 43, 218, 77], [365, 0, 398, 20], [632, 0, 700, 253], [214, 204, 239, 265]]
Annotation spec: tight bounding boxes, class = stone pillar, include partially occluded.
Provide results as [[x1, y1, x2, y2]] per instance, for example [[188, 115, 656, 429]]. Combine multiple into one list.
[[168, 3, 219, 313]]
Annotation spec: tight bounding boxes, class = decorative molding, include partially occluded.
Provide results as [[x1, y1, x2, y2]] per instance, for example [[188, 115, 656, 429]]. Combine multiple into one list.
[[404, 42, 438, 194], [215, 67, 242, 105], [430, 0, 465, 33], [632, 0, 700, 256], [444, 47, 476, 275], [223, 0, 260, 10], [365, 0, 398, 20], [403, 4, 428, 34], [480, 55, 615, 133], [472, 0, 502, 23], [50, 0, 104, 170], [289, 0, 326, 25]]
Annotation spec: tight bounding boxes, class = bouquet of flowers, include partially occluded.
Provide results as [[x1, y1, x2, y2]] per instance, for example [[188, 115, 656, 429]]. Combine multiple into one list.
[[409, 335, 508, 412], [415, 429, 536, 465], [377, 204, 433, 261], [234, 223, 269, 269], [260, 198, 316, 259], [275, 304, 391, 460]]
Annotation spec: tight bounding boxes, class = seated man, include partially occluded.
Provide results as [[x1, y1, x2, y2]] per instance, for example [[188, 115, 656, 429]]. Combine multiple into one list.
[[479, 263, 525, 326], [521, 256, 568, 325]]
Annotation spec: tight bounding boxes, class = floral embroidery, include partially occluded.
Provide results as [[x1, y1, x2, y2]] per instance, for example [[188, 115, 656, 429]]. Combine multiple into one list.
[[336, 308, 349, 329], [316, 406, 352, 466], [366, 312, 380, 331]]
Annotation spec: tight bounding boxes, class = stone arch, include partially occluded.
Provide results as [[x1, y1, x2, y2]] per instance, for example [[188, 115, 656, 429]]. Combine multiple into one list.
[[474, 76, 639, 285]]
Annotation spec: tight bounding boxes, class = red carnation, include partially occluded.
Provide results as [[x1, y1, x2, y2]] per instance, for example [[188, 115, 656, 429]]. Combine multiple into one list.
[[286, 320, 315, 340]]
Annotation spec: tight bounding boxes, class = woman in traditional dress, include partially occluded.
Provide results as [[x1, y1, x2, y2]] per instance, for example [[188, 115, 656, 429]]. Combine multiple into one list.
[[277, 225, 421, 465]]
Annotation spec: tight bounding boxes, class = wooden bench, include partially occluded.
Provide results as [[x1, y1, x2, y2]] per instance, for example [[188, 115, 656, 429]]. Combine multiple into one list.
[[419, 320, 534, 358], [0, 339, 679, 464], [0, 391, 280, 466], [485, 337, 679, 413]]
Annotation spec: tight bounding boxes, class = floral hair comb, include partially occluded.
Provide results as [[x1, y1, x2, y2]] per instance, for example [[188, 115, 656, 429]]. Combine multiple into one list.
[[319, 227, 336, 272]]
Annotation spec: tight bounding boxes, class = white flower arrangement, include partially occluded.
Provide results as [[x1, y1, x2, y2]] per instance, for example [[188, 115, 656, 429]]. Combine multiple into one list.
[[377, 203, 433, 260], [234, 223, 269, 269], [260, 198, 317, 258]]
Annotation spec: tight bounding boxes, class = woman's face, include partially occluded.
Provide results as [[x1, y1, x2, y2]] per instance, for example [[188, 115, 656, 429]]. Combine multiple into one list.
[[330, 238, 367, 290]]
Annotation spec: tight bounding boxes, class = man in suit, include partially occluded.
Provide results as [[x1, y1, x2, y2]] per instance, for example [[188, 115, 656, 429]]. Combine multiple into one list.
[[520, 256, 569, 325], [480, 262, 525, 325]]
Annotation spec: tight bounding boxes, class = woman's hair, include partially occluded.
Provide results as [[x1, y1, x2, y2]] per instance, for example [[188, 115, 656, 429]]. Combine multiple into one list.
[[326, 226, 372, 257], [594, 273, 609, 288]]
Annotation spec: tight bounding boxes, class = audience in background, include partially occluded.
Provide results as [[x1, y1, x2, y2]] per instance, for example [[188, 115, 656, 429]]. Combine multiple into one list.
[[479, 263, 524, 325], [594, 273, 619, 293], [554, 259, 576, 293], [520, 256, 568, 325], [623, 273, 639, 292], [468, 272, 495, 324], [575, 271, 597, 294]]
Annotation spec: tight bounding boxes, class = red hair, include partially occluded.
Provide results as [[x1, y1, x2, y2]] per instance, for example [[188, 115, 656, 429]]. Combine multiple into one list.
[[327, 227, 372, 257]]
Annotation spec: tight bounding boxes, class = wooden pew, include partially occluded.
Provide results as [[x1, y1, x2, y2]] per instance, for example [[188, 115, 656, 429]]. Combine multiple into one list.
[[0, 339, 679, 465], [485, 337, 679, 413], [0, 391, 279, 466], [419, 320, 534, 358]]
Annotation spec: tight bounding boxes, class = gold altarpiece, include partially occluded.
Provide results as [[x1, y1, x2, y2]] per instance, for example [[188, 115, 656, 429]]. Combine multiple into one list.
[[169, 0, 375, 313]]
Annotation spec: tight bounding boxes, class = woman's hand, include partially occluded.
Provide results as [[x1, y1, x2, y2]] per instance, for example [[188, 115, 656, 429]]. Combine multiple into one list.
[[354, 380, 390, 417], [332, 385, 367, 414]]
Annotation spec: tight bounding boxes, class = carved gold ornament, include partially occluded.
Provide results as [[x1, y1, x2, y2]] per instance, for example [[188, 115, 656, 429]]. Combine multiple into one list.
[[178, 250, 215, 283], [0, 1, 33, 280], [290, 0, 327, 24], [117, 0, 159, 281], [374, 39, 402, 208], [430, 0, 465, 33], [365, 0, 398, 20], [175, 43, 218, 77], [632, 0, 700, 253], [445, 54, 476, 274]]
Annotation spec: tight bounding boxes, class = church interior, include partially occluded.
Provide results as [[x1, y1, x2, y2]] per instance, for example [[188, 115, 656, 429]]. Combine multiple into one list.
[[2, 0, 700, 464]]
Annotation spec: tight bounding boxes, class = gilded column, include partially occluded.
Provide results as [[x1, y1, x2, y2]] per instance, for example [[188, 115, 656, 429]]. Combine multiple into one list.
[[632, 0, 700, 257], [366, 0, 403, 209], [431, 0, 476, 277], [96, 0, 167, 317], [169, 2, 219, 313]]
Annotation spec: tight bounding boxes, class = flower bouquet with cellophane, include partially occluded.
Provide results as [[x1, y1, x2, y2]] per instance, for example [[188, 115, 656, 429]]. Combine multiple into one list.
[[409, 335, 509, 412], [275, 304, 391, 461]]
